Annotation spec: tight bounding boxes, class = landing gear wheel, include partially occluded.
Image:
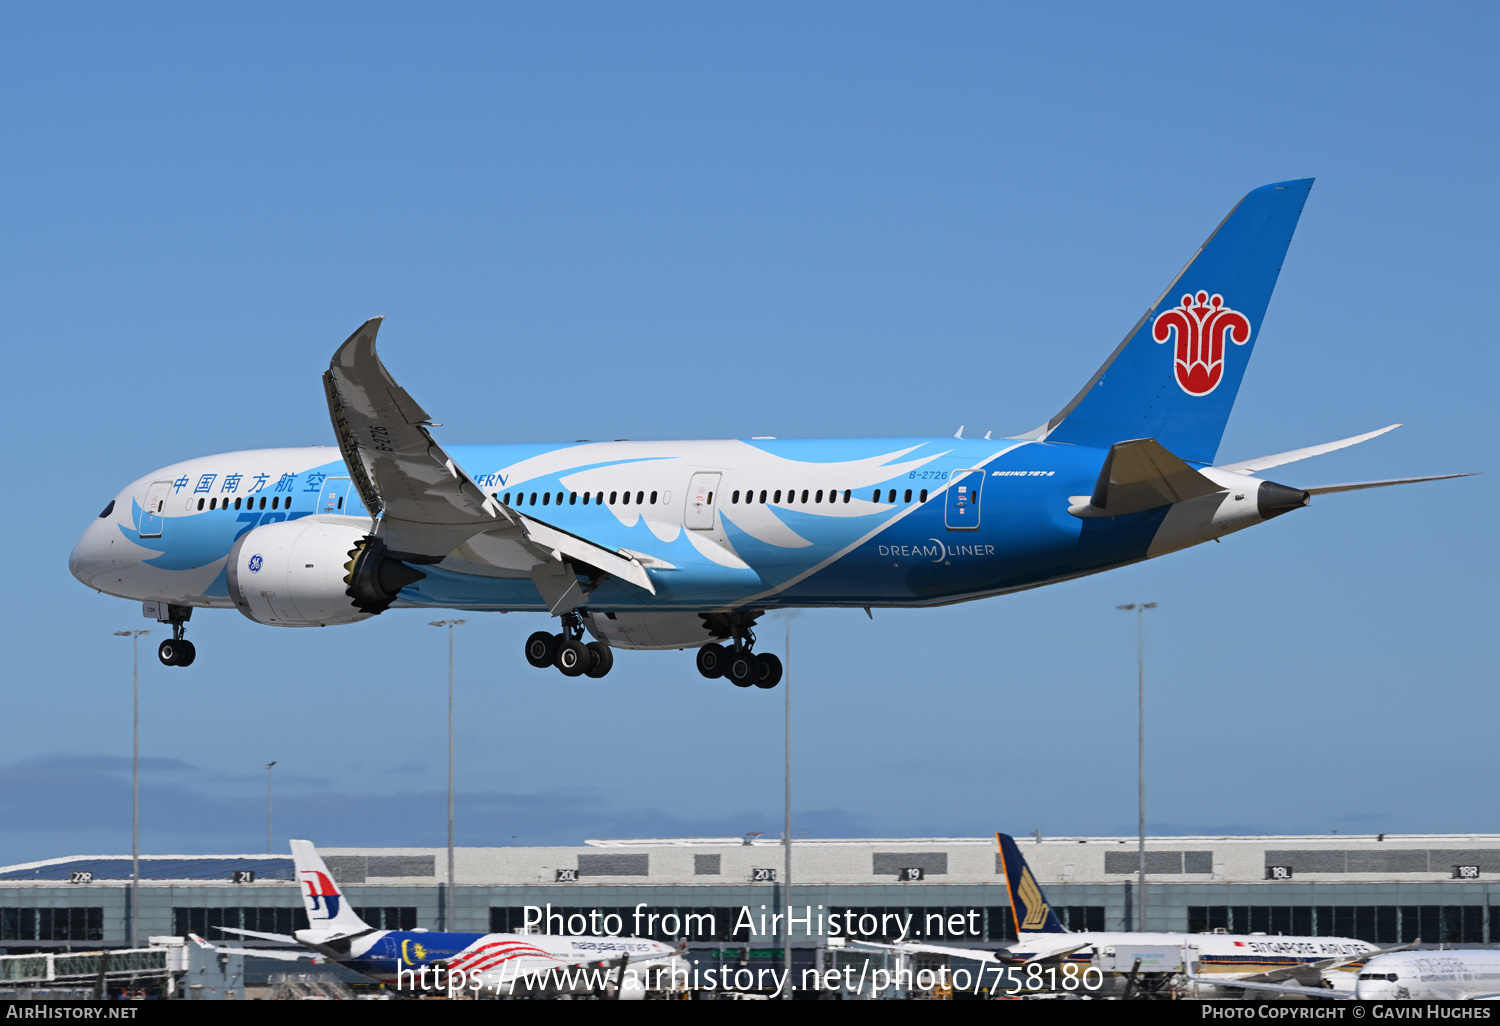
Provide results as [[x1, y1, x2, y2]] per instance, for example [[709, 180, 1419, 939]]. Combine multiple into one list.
[[525, 631, 558, 669], [696, 644, 728, 679], [726, 651, 757, 687], [554, 637, 590, 677], [158, 640, 180, 666], [584, 641, 614, 678], [174, 640, 196, 668], [752, 652, 782, 689]]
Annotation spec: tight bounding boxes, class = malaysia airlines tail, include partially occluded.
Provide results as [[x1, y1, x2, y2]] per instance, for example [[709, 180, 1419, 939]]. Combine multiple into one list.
[[995, 833, 1068, 935], [1042, 179, 1314, 466], [290, 838, 373, 939]]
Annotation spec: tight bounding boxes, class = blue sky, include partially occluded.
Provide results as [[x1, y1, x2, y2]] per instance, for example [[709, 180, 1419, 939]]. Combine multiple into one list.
[[2, 2, 1495, 864]]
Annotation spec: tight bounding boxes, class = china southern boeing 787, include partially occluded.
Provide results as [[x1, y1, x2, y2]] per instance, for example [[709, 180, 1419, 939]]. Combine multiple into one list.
[[68, 180, 1467, 684]]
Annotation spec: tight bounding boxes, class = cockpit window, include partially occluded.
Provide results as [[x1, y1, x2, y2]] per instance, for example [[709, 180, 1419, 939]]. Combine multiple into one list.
[[98, 500, 115, 519]]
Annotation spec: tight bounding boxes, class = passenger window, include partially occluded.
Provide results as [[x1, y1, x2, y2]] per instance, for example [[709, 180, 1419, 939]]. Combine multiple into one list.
[[759, 490, 767, 503], [815, 490, 823, 503], [197, 498, 205, 510], [920, 489, 928, 502], [209, 498, 216, 510], [557, 492, 564, 505], [233, 498, 241, 510], [502, 492, 511, 505], [622, 491, 630, 505], [609, 491, 618, 504], [259, 497, 267, 510], [337, 496, 343, 509], [706, 492, 713, 504], [569, 493, 577, 505], [582, 492, 590, 504], [732, 490, 741, 504], [843, 489, 851, 503], [636, 491, 644, 505], [904, 489, 912, 503], [530, 492, 538, 505], [773, 490, 782, 503], [800, 489, 808, 503], [542, 492, 550, 505], [887, 489, 896, 503], [872, 490, 880, 502], [272, 497, 279, 509], [596, 493, 605, 505], [650, 491, 658, 504]]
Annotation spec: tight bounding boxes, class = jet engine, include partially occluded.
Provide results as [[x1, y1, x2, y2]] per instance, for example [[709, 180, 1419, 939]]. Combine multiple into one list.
[[227, 521, 425, 627]]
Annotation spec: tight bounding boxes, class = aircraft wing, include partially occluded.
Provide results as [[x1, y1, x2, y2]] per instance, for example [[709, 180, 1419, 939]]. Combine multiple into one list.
[[1239, 941, 1420, 985], [324, 319, 655, 606], [849, 940, 1009, 963], [214, 925, 298, 944], [190, 933, 322, 962], [1186, 974, 1348, 999], [1069, 437, 1224, 518], [1216, 424, 1402, 475], [324, 317, 508, 562]]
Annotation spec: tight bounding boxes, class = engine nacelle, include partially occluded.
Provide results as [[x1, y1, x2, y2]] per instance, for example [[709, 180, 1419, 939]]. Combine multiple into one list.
[[227, 521, 424, 627], [583, 611, 724, 650]]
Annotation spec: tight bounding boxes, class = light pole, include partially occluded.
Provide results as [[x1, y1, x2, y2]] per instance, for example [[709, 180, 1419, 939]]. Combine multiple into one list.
[[782, 620, 792, 1000], [114, 629, 150, 948], [1116, 602, 1156, 931], [429, 619, 465, 931], [263, 762, 277, 854]]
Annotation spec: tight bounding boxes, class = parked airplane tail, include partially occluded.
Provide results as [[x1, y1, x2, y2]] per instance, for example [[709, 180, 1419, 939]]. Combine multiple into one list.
[[290, 839, 372, 937], [1042, 179, 1315, 466], [995, 833, 1068, 935]]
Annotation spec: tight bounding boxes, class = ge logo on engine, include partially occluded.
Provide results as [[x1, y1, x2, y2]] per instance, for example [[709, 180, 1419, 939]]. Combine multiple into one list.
[[248, 554, 263, 573]]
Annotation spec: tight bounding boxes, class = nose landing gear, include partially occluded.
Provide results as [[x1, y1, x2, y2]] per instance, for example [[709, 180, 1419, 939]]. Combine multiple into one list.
[[156, 608, 195, 667]]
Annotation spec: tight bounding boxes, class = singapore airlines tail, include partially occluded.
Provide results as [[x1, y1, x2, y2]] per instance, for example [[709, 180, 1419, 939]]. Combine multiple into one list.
[[1042, 179, 1315, 466], [290, 838, 373, 938], [996, 833, 1068, 935]]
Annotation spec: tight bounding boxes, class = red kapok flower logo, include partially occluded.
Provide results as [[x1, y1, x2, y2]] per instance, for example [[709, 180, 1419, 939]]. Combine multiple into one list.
[[1152, 291, 1252, 396]]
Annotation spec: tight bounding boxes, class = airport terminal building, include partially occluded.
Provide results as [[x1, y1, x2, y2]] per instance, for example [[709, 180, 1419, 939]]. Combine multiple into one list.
[[4, 833, 1499, 954]]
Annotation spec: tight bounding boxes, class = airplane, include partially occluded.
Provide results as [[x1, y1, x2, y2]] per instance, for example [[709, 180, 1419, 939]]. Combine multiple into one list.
[[68, 178, 1471, 682], [205, 839, 677, 997], [993, 832, 1387, 996], [1353, 950, 1500, 1001]]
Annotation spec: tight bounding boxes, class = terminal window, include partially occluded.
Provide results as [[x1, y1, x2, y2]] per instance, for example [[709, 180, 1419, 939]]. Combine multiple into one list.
[[1188, 905, 1488, 944], [0, 907, 103, 942], [353, 907, 418, 930], [173, 906, 301, 938]]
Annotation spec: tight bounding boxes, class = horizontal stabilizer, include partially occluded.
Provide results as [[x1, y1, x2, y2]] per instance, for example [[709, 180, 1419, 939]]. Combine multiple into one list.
[[1305, 473, 1475, 495], [1069, 438, 1224, 518], [1217, 424, 1401, 475]]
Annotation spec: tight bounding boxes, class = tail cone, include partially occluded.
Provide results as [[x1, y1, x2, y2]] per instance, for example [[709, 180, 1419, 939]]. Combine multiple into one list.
[[1257, 480, 1311, 520]]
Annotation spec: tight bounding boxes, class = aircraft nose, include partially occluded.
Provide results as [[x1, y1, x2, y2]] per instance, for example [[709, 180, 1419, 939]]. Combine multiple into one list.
[[70, 501, 123, 589]]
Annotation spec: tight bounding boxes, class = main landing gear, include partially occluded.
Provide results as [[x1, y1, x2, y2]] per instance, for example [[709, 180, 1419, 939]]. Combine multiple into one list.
[[696, 631, 781, 689], [157, 608, 195, 668], [525, 612, 613, 678]]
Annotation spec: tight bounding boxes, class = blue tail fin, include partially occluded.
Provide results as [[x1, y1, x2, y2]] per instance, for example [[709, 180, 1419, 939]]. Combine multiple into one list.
[[1042, 179, 1314, 465], [996, 833, 1068, 934]]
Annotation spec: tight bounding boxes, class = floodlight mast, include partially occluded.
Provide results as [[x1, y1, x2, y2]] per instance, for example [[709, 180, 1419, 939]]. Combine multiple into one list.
[[430, 619, 466, 930], [114, 629, 150, 947], [1116, 602, 1156, 930]]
